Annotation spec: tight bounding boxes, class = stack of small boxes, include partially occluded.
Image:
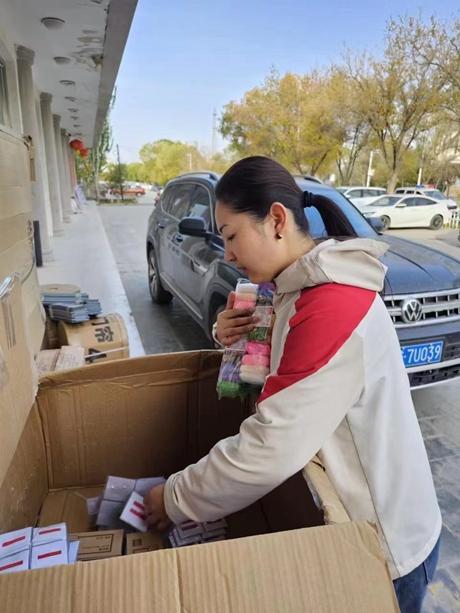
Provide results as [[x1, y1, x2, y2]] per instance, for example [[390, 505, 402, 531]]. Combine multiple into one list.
[[94, 476, 167, 530], [0, 523, 79, 574], [169, 519, 227, 547]]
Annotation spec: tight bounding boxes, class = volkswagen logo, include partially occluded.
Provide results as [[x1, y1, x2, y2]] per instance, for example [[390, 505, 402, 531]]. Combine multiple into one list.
[[401, 298, 423, 323]]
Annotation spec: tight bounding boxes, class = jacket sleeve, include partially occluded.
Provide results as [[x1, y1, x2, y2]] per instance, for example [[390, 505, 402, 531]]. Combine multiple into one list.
[[163, 290, 369, 524]]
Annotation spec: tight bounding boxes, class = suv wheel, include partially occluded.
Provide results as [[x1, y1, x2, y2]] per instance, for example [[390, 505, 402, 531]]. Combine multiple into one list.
[[148, 248, 172, 303], [430, 215, 443, 230], [380, 215, 391, 231]]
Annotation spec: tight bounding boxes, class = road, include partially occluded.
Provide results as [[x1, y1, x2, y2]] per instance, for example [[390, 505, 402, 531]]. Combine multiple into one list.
[[99, 204, 460, 612]]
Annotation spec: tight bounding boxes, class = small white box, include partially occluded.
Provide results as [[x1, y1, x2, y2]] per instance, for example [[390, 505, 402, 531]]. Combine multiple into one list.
[[134, 476, 166, 497], [120, 492, 148, 532], [31, 540, 68, 570], [0, 527, 32, 558], [176, 520, 203, 540], [0, 549, 30, 574], [201, 533, 226, 544], [68, 540, 80, 564], [86, 496, 102, 516], [202, 518, 227, 534], [32, 523, 67, 546], [104, 476, 135, 502], [96, 500, 125, 527], [169, 530, 202, 548]]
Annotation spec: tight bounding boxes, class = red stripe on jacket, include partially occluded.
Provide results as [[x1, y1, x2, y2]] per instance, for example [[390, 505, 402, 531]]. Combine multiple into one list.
[[259, 284, 376, 403]]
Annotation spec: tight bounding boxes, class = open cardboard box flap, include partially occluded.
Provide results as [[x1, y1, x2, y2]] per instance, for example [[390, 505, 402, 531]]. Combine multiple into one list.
[[0, 277, 399, 612], [0, 521, 398, 613]]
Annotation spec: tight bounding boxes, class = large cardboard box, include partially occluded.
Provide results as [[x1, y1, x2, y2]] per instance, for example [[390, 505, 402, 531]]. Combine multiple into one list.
[[0, 130, 45, 355], [0, 278, 399, 612]]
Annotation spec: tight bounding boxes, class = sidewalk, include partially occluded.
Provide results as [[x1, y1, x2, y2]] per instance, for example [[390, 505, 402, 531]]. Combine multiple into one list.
[[37, 203, 145, 357]]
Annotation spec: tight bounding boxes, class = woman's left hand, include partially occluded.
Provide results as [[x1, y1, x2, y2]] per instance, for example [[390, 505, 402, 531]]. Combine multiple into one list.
[[143, 484, 171, 531]]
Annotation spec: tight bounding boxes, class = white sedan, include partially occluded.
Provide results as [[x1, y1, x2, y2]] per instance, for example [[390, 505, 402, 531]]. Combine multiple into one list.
[[361, 194, 451, 230]]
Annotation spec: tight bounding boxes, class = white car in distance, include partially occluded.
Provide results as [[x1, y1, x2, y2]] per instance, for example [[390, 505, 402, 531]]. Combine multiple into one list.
[[336, 186, 387, 210], [395, 187, 457, 210], [362, 194, 451, 230]]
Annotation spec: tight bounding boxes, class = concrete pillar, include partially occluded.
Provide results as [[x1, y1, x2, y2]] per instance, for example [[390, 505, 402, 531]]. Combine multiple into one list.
[[16, 45, 52, 255], [53, 114, 71, 221], [61, 129, 74, 211], [39, 93, 63, 233], [35, 97, 53, 235]]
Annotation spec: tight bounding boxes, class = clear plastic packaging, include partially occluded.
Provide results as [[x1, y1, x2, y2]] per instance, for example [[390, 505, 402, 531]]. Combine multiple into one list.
[[216, 281, 275, 398]]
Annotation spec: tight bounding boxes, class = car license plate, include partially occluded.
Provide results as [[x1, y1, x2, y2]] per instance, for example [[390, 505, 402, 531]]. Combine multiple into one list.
[[401, 341, 444, 368]]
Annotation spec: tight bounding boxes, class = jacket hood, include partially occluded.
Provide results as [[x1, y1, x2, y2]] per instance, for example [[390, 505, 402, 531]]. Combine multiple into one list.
[[274, 238, 389, 295]]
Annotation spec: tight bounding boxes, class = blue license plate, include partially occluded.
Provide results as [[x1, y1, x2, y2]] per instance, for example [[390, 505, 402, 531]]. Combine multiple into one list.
[[401, 341, 444, 367]]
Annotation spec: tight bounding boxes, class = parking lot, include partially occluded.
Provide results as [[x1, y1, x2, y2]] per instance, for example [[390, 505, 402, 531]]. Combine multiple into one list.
[[100, 204, 460, 612]]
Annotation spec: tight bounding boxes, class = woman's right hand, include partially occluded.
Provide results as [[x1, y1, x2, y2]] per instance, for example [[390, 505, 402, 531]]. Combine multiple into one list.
[[216, 291, 257, 347]]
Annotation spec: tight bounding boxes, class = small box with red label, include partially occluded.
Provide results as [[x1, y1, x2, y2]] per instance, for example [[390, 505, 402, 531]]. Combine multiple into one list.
[[0, 527, 32, 558], [32, 523, 67, 546], [0, 549, 30, 574], [120, 491, 149, 532], [30, 540, 68, 570]]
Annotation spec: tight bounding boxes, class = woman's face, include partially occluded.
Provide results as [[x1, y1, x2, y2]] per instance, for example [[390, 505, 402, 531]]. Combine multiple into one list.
[[215, 201, 283, 283]]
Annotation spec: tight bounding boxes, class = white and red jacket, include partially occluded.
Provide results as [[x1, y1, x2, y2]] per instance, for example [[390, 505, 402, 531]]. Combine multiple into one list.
[[164, 238, 442, 579]]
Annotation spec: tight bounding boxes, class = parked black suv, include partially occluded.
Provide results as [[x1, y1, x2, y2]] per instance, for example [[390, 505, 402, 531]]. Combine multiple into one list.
[[146, 171, 460, 388]]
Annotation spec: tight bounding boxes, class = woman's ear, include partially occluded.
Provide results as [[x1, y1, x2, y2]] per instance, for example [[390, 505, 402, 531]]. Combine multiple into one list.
[[269, 202, 288, 236]]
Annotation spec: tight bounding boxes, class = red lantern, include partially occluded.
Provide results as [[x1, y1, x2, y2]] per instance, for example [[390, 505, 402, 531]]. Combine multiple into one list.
[[79, 148, 89, 158], [69, 139, 84, 151]]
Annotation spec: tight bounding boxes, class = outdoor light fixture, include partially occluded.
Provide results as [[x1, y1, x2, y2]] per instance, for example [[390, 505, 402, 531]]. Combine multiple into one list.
[[73, 124, 81, 128], [59, 80, 76, 86], [68, 108, 78, 112], [54, 57, 71, 65], [65, 96, 76, 102], [41, 17, 65, 30], [70, 115, 79, 120]]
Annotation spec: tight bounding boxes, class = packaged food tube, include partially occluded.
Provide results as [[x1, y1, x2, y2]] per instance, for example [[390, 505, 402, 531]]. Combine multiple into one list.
[[233, 297, 256, 310], [246, 341, 271, 356], [239, 365, 269, 385], [235, 281, 258, 295], [216, 380, 243, 398], [241, 354, 270, 367]]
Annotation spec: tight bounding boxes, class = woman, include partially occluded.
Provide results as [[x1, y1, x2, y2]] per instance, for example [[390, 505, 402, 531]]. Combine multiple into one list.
[[144, 156, 441, 612]]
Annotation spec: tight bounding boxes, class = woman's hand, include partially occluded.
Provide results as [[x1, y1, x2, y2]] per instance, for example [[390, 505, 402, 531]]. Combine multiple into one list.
[[216, 291, 257, 347], [143, 484, 171, 531]]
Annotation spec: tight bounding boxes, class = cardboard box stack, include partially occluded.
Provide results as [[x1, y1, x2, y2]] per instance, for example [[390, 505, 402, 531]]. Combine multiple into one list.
[[0, 275, 400, 612]]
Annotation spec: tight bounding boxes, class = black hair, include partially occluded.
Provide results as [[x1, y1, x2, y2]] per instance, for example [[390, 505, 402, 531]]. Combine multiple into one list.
[[215, 156, 310, 235]]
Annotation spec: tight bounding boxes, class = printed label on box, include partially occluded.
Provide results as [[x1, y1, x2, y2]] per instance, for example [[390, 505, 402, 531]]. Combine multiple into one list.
[[0, 527, 32, 558], [69, 530, 123, 561], [176, 520, 203, 540], [32, 523, 67, 546], [120, 491, 149, 532], [0, 549, 30, 574], [31, 540, 68, 570]]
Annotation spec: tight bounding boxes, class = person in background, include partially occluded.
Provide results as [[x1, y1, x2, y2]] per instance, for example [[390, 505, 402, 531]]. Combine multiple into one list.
[[144, 156, 441, 613]]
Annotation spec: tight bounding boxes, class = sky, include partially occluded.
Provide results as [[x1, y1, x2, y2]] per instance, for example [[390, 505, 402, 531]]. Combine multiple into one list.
[[111, 0, 459, 163]]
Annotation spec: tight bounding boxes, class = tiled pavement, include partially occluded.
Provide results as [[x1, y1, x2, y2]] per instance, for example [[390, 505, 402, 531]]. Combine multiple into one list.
[[413, 383, 460, 612]]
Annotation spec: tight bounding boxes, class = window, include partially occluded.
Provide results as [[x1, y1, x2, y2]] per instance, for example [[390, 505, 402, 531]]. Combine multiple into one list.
[[412, 197, 436, 207], [188, 185, 211, 226], [169, 184, 193, 219], [0, 58, 11, 127], [424, 190, 447, 200], [403, 197, 418, 207], [159, 186, 175, 213], [347, 189, 363, 198]]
